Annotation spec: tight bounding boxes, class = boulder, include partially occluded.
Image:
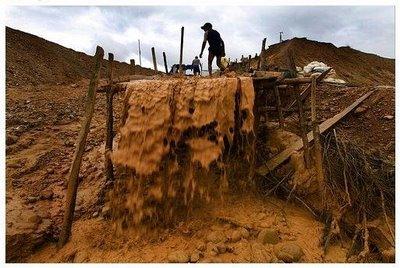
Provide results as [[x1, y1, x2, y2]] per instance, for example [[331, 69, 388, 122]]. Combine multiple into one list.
[[274, 242, 304, 263], [258, 229, 279, 245]]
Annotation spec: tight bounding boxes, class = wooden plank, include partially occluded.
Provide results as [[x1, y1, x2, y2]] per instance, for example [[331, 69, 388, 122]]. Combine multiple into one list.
[[58, 46, 104, 247], [105, 53, 114, 183], [256, 90, 375, 176]]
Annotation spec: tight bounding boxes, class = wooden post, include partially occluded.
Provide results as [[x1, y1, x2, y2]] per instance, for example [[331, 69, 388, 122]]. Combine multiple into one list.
[[274, 85, 284, 128], [295, 84, 311, 168], [151, 47, 158, 71], [138, 39, 142, 66], [58, 46, 104, 247], [179, 26, 184, 74], [130, 59, 135, 75], [248, 55, 252, 71], [287, 49, 296, 77], [105, 53, 114, 184], [260, 38, 267, 71], [163, 52, 168, 74], [310, 75, 324, 188]]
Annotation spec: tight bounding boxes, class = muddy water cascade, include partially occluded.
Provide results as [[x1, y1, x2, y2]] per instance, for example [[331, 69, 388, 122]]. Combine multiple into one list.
[[108, 77, 255, 231]]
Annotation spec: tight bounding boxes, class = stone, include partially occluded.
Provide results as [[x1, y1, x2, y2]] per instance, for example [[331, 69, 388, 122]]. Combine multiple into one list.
[[250, 242, 272, 262], [101, 205, 111, 218], [189, 250, 202, 263], [216, 243, 227, 254], [196, 242, 206, 251], [274, 242, 304, 263], [6, 134, 18, 146], [40, 189, 54, 200], [206, 230, 226, 244], [168, 250, 190, 263], [239, 227, 250, 239], [230, 230, 243, 242], [354, 106, 367, 115], [258, 229, 279, 245], [383, 115, 394, 120], [26, 196, 39, 204], [92, 211, 99, 218], [381, 248, 395, 263]]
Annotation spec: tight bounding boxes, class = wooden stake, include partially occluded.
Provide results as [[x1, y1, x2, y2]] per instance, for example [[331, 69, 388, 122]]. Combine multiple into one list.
[[163, 52, 168, 74], [179, 26, 184, 74], [310, 75, 324, 188], [274, 85, 284, 128], [151, 47, 158, 71], [248, 55, 252, 70], [58, 46, 104, 247], [295, 84, 311, 168], [130, 59, 135, 75], [105, 53, 114, 183], [260, 38, 267, 71]]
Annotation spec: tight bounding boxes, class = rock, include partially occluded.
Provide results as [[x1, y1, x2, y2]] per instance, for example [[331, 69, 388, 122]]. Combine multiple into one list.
[[216, 243, 227, 254], [26, 196, 39, 204], [274, 242, 304, 263], [239, 227, 250, 239], [206, 230, 226, 244], [92, 211, 99, 218], [46, 168, 55, 174], [101, 205, 111, 218], [189, 250, 202, 263], [383, 115, 394, 120], [354, 106, 367, 115], [258, 229, 279, 245], [71, 83, 78, 88], [168, 250, 189, 263], [196, 242, 206, 252], [6, 134, 18, 145], [230, 230, 243, 242], [381, 248, 395, 263], [40, 189, 54, 200], [250, 242, 272, 262]]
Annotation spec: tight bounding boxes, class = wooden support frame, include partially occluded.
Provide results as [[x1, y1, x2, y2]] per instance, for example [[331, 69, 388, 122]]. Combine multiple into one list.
[[105, 53, 114, 183], [295, 84, 311, 168], [58, 46, 104, 247]]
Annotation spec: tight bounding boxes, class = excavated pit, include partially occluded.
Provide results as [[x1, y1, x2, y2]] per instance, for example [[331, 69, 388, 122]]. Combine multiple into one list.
[[108, 77, 256, 230]]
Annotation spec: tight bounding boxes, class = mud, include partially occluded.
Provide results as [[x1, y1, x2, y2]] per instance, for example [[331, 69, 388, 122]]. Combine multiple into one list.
[[109, 77, 255, 230]]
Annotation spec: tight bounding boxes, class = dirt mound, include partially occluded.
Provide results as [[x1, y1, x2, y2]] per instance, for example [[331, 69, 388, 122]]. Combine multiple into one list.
[[264, 37, 394, 86], [6, 27, 156, 87]]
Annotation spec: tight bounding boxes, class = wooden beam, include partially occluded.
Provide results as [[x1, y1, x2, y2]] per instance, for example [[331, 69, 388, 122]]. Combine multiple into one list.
[[256, 90, 375, 176], [179, 26, 184, 74], [151, 47, 158, 71], [163, 51, 168, 74], [105, 53, 114, 183], [58, 46, 104, 247]]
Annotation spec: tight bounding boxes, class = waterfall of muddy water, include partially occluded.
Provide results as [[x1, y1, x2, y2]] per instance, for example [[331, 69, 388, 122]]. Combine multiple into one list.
[[109, 77, 255, 231]]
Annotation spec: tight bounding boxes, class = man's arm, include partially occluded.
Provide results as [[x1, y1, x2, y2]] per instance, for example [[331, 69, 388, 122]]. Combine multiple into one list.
[[200, 32, 208, 58]]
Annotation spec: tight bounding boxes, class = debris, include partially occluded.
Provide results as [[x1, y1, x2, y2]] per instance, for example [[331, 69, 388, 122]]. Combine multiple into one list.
[[383, 115, 394, 120]]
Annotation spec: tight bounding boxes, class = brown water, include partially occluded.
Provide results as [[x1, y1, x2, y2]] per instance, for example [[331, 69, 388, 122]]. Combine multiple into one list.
[[109, 77, 255, 230]]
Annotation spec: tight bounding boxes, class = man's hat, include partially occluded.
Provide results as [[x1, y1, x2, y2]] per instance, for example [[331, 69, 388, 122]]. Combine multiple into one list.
[[201, 22, 212, 30]]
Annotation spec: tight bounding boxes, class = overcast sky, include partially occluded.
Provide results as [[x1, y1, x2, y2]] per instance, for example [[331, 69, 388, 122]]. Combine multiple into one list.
[[5, 6, 395, 70]]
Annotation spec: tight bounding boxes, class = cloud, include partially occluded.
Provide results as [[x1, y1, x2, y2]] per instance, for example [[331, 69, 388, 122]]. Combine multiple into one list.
[[5, 5, 395, 71]]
